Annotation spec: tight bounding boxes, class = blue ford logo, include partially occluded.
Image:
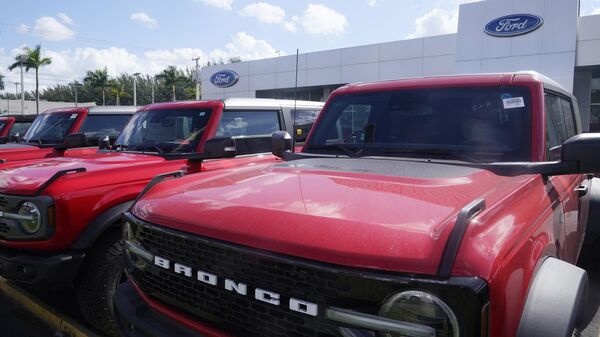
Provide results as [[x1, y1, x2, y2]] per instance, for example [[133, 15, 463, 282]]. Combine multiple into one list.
[[210, 70, 239, 88], [484, 14, 543, 37]]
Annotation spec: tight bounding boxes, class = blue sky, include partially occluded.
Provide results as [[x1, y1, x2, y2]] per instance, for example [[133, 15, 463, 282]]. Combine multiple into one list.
[[1, 0, 599, 93]]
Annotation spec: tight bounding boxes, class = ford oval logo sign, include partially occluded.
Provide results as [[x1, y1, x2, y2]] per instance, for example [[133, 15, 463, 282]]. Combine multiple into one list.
[[485, 14, 543, 37], [210, 70, 239, 88]]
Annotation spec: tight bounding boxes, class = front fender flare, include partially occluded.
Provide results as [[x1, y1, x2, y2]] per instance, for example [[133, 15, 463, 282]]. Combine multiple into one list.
[[516, 257, 588, 337], [70, 201, 134, 250]]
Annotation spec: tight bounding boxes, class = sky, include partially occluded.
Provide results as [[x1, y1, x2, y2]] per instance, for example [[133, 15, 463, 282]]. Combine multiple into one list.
[[1, 0, 600, 94]]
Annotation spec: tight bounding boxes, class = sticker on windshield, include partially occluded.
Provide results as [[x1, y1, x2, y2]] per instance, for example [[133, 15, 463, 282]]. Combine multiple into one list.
[[199, 112, 206, 117], [502, 97, 525, 109], [70, 114, 78, 119]]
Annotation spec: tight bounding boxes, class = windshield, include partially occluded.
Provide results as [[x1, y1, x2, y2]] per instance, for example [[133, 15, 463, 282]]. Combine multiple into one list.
[[307, 86, 532, 162], [115, 108, 212, 154], [22, 112, 79, 144]]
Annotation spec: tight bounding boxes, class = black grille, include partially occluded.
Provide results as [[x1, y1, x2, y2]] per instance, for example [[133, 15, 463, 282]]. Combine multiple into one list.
[[127, 216, 487, 337], [0, 221, 8, 234]]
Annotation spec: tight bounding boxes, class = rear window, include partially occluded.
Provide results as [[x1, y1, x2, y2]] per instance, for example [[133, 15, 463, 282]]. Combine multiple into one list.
[[308, 86, 532, 162], [215, 110, 281, 138], [81, 114, 131, 140]]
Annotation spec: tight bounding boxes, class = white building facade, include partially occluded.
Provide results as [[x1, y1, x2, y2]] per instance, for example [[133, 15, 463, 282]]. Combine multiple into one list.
[[201, 0, 600, 131]]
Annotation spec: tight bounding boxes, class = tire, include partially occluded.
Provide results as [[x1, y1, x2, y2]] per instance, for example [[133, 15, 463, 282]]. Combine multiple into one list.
[[76, 230, 124, 337]]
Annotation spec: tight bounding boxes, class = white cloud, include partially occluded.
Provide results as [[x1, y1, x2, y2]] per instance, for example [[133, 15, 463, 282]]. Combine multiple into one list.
[[17, 24, 29, 33], [240, 2, 285, 24], [3, 32, 280, 91], [406, 8, 458, 39], [299, 4, 348, 36], [33, 16, 75, 41], [368, 0, 378, 7], [283, 20, 297, 32], [197, 0, 233, 11], [131, 12, 159, 29], [57, 13, 74, 25]]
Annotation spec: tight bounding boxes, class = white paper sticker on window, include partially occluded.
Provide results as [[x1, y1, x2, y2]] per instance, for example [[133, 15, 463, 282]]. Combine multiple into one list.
[[502, 97, 525, 109], [70, 114, 78, 119]]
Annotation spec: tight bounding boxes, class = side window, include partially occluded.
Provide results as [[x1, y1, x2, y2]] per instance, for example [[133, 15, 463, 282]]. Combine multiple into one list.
[[10, 122, 32, 137], [545, 93, 567, 160], [81, 114, 131, 144], [560, 98, 577, 138], [215, 110, 281, 155], [291, 109, 320, 142]]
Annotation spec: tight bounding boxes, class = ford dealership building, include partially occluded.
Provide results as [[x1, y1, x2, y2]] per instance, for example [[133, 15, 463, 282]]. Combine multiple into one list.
[[201, 0, 600, 131]]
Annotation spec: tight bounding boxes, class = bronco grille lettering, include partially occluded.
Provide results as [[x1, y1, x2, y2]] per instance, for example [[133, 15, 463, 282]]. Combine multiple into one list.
[[153, 255, 319, 316]]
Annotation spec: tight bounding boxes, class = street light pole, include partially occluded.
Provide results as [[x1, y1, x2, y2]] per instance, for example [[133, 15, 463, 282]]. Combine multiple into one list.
[[70, 82, 80, 107], [192, 57, 201, 100], [151, 76, 155, 104], [19, 55, 27, 116], [132, 73, 141, 106]]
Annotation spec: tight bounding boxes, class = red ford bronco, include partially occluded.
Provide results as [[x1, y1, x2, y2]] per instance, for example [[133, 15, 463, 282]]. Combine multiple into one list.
[[0, 98, 323, 336], [117, 72, 600, 337], [0, 106, 135, 164], [0, 114, 36, 144]]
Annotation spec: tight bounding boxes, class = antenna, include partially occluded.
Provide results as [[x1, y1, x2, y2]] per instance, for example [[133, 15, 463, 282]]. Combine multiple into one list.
[[292, 49, 299, 151]]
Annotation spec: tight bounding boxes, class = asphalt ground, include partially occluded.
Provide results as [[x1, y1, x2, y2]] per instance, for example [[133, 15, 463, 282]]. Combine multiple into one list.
[[1, 244, 600, 337]]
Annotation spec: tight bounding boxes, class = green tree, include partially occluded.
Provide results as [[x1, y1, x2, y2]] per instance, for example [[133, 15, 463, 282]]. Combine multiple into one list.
[[156, 66, 185, 101], [0, 73, 4, 91], [108, 79, 130, 106], [7, 44, 52, 114], [84, 68, 110, 106]]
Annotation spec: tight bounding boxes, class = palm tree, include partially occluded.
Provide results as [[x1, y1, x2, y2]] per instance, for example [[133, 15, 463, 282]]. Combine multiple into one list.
[[8, 45, 52, 114], [156, 66, 184, 101], [108, 79, 130, 106], [84, 68, 109, 105]]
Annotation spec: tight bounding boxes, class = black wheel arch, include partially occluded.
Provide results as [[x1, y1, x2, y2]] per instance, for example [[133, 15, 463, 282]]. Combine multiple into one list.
[[516, 257, 588, 337], [70, 201, 134, 250]]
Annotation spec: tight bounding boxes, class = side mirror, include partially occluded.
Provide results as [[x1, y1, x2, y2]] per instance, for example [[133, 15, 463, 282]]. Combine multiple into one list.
[[10, 133, 21, 143], [98, 135, 111, 150], [64, 133, 87, 149], [272, 131, 292, 158], [202, 137, 237, 159], [561, 133, 600, 173]]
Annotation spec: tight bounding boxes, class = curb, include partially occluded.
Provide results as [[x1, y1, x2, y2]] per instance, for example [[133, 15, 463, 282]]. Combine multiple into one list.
[[0, 278, 100, 337]]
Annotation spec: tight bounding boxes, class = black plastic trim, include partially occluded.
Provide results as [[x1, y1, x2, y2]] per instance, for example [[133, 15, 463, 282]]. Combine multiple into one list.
[[437, 199, 486, 279], [132, 171, 184, 206], [35, 168, 87, 196], [70, 201, 135, 250], [0, 248, 85, 289]]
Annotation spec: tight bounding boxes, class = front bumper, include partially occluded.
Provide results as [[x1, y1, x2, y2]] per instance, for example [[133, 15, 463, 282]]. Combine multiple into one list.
[[115, 281, 207, 337], [0, 248, 84, 289]]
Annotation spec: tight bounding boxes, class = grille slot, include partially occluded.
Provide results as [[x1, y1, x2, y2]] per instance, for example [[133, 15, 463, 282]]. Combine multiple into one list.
[[128, 218, 486, 337]]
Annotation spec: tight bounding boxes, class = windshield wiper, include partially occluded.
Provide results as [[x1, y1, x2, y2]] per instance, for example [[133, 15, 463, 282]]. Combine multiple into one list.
[[307, 144, 363, 158], [128, 144, 165, 154], [381, 148, 481, 163]]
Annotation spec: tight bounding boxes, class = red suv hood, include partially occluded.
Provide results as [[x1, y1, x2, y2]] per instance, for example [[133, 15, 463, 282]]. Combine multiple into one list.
[[0, 152, 168, 196], [133, 157, 531, 275]]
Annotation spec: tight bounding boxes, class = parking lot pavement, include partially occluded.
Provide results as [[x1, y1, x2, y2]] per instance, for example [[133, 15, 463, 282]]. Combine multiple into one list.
[[0, 292, 56, 337]]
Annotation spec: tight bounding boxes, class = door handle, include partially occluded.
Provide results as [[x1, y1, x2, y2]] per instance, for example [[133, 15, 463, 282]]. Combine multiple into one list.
[[574, 185, 589, 196]]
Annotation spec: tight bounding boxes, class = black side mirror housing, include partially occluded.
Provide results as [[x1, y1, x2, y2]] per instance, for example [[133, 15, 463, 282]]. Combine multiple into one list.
[[272, 131, 292, 158], [98, 135, 111, 150], [561, 133, 600, 173], [202, 137, 237, 160], [64, 133, 87, 149]]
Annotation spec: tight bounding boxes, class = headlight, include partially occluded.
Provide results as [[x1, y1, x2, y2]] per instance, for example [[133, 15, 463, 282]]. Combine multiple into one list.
[[18, 202, 42, 234], [379, 291, 459, 337]]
